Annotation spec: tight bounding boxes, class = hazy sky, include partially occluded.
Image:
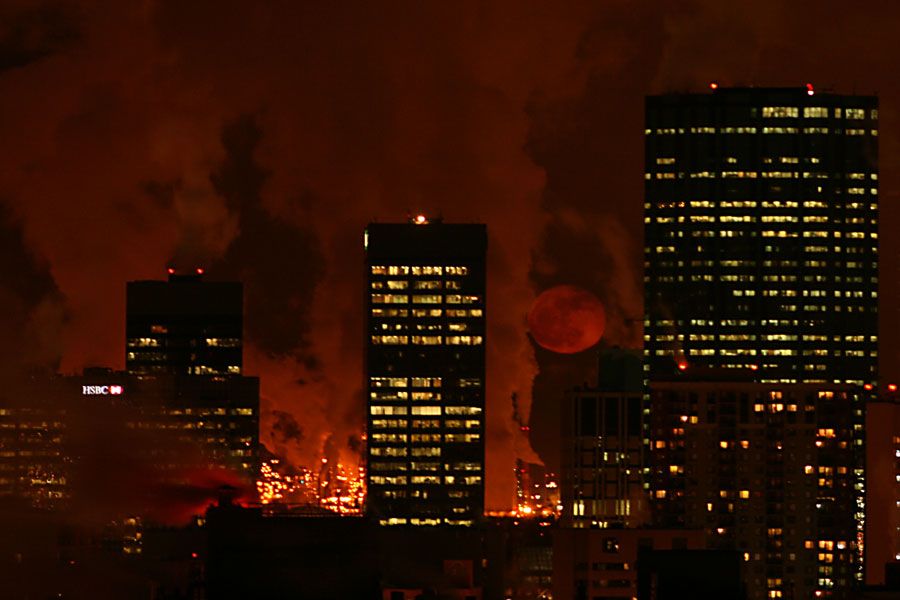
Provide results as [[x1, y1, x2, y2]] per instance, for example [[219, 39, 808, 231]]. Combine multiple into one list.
[[0, 0, 897, 508]]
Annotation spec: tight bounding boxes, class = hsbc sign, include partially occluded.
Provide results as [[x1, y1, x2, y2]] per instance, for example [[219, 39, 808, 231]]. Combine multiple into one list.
[[82, 385, 124, 396]]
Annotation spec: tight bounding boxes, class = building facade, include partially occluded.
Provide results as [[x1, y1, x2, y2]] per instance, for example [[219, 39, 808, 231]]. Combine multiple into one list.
[[864, 388, 900, 585], [365, 218, 486, 526], [0, 370, 259, 510], [561, 349, 649, 528], [649, 378, 865, 600], [644, 87, 878, 384], [126, 272, 243, 376], [553, 527, 707, 600]]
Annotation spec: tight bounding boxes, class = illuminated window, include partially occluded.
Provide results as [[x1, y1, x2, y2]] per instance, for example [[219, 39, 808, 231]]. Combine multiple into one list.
[[446, 336, 483, 345], [370, 406, 408, 415], [762, 106, 798, 118], [371, 335, 408, 345], [372, 294, 408, 304]]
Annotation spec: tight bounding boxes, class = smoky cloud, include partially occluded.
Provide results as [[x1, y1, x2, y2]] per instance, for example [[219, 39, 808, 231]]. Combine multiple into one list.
[[2, 0, 900, 508]]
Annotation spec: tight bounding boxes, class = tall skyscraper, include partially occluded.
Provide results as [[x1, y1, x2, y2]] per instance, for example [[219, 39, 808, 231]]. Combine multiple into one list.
[[126, 271, 243, 376], [365, 217, 486, 526], [644, 87, 878, 384]]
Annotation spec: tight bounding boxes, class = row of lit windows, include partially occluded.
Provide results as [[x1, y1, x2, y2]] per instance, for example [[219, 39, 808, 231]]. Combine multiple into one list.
[[370, 391, 442, 401], [369, 461, 480, 471], [648, 170, 877, 180], [649, 200, 877, 210], [371, 308, 483, 318], [370, 475, 482, 485], [371, 280, 464, 290], [370, 447, 441, 457], [371, 294, 481, 304], [648, 125, 876, 135], [370, 265, 469, 276], [371, 377, 442, 388], [371, 405, 481, 416], [378, 518, 476, 526], [371, 419, 481, 430], [371, 335, 483, 345], [374, 323, 474, 332], [370, 432, 481, 443]]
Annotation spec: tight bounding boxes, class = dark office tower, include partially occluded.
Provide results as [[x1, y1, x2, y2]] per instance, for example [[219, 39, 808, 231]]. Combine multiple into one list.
[[649, 377, 865, 600], [365, 217, 486, 526], [644, 87, 878, 384], [126, 271, 243, 375], [561, 348, 649, 527]]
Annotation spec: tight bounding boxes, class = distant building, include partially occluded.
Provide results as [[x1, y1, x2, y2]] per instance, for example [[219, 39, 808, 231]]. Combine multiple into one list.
[[644, 86, 878, 385], [126, 271, 243, 376], [865, 387, 900, 585], [0, 370, 259, 510], [649, 376, 865, 600], [364, 218, 487, 526], [561, 348, 649, 528], [553, 527, 706, 600]]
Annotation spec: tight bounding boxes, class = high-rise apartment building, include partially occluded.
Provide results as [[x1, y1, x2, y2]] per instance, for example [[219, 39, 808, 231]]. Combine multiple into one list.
[[364, 217, 486, 526], [649, 377, 865, 600], [644, 87, 878, 384], [126, 271, 243, 376]]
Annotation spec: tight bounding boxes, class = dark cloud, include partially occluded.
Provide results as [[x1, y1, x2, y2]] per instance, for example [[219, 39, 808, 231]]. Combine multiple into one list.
[[0, 2, 79, 73], [0, 204, 65, 376]]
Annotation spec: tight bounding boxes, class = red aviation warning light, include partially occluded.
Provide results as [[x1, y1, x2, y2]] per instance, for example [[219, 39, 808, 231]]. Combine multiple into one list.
[[196, 267, 204, 275], [709, 82, 719, 90], [889, 383, 898, 393], [864, 383, 873, 391], [677, 361, 688, 371], [806, 83, 815, 96], [167, 267, 175, 275], [414, 214, 428, 225]]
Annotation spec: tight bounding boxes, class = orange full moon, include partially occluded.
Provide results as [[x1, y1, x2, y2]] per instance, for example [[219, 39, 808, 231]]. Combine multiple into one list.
[[527, 285, 606, 354]]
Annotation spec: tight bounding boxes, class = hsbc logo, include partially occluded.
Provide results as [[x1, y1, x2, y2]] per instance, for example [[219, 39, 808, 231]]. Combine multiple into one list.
[[82, 385, 124, 396]]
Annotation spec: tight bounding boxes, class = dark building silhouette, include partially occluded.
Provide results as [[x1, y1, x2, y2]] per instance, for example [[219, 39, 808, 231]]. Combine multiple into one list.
[[365, 218, 486, 526], [553, 527, 706, 600], [126, 271, 243, 376], [649, 376, 864, 599], [561, 348, 649, 527], [636, 549, 746, 600], [644, 87, 878, 385]]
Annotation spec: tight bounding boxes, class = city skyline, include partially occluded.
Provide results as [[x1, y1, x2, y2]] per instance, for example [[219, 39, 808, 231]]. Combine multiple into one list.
[[6, 3, 900, 513]]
